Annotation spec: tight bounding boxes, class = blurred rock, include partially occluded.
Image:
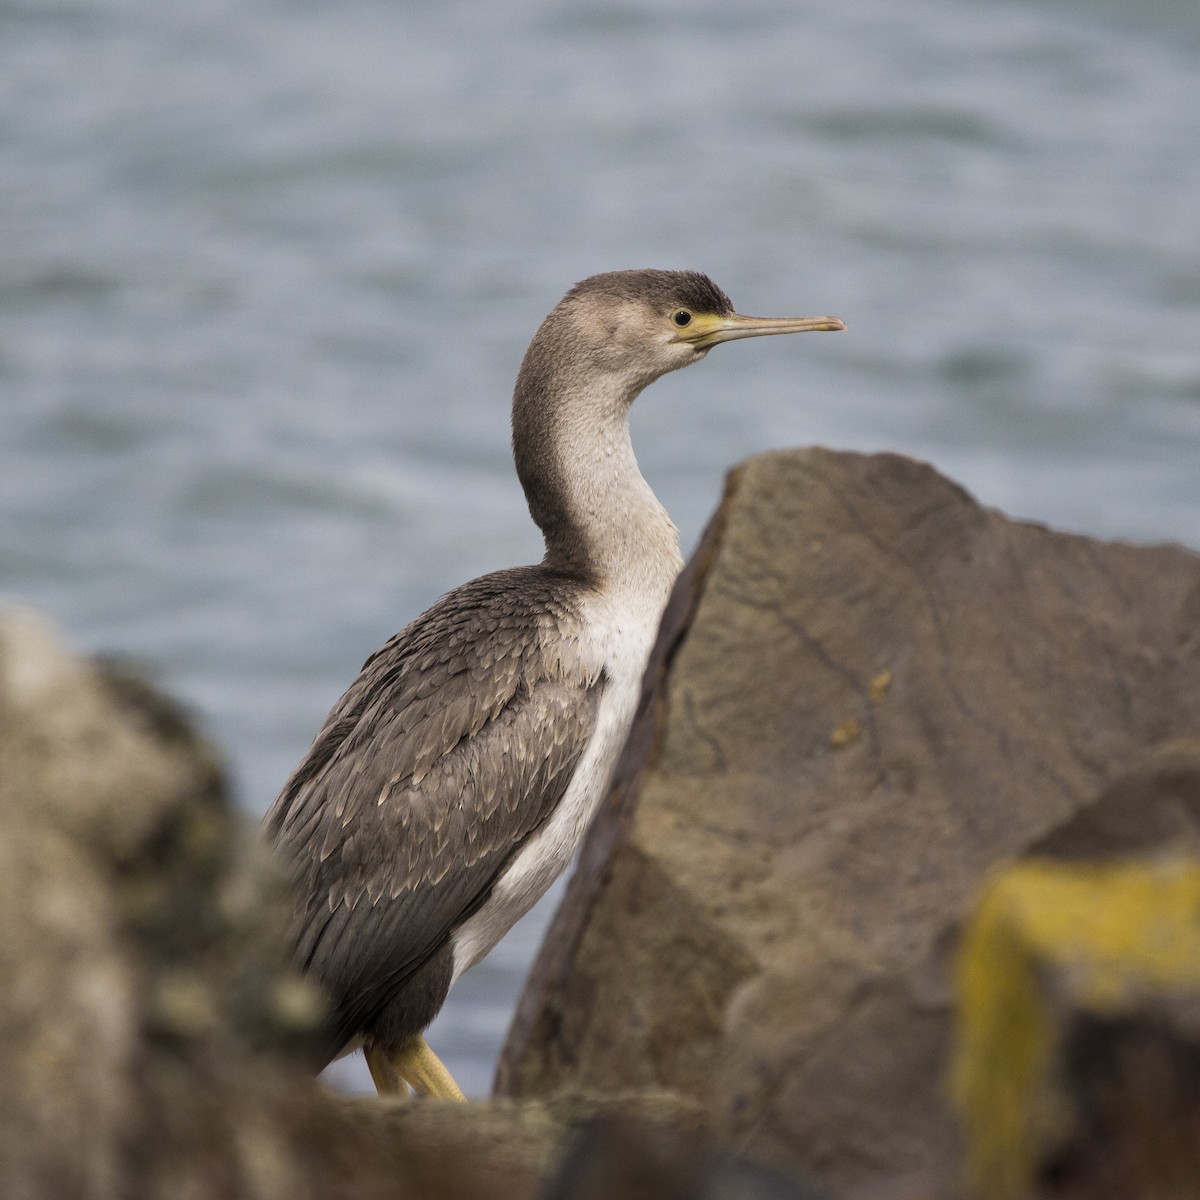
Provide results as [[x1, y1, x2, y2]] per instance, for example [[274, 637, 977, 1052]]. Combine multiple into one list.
[[0, 607, 338, 1198], [955, 860, 1200, 1200], [1029, 739, 1200, 863], [496, 449, 1200, 1196], [541, 1113, 823, 1200], [0, 608, 729, 1199]]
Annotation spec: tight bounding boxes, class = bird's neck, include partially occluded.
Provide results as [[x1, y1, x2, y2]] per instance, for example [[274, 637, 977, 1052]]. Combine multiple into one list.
[[512, 365, 683, 594]]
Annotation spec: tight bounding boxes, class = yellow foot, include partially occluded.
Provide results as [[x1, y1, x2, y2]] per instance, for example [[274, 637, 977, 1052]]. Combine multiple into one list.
[[365, 1036, 466, 1102], [364, 1043, 407, 1095]]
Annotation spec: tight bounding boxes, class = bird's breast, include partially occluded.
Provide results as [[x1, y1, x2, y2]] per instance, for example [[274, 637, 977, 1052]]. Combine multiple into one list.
[[448, 575, 676, 982]]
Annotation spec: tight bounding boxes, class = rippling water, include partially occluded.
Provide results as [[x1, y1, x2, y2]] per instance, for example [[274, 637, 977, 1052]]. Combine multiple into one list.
[[4, 0, 1198, 1095]]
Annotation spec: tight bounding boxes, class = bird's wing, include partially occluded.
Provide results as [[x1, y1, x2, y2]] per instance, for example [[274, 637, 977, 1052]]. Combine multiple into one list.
[[262, 568, 602, 1057]]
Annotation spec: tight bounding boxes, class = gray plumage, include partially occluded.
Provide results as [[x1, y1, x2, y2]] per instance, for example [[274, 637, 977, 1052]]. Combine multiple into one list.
[[262, 270, 844, 1090], [265, 569, 602, 1065]]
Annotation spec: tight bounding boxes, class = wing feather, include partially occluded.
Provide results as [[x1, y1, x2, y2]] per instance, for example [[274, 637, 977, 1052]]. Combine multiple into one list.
[[263, 567, 601, 1058]]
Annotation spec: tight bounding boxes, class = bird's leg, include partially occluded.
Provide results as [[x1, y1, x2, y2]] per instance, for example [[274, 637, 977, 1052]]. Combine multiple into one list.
[[365, 1042, 408, 1096], [389, 1035, 467, 1101]]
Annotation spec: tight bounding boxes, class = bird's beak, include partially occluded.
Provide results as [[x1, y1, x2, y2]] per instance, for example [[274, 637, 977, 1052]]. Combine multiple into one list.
[[676, 312, 846, 349]]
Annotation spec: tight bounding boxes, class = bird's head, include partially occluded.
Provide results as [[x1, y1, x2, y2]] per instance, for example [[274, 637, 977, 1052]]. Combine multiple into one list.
[[512, 270, 845, 569], [526, 269, 845, 400]]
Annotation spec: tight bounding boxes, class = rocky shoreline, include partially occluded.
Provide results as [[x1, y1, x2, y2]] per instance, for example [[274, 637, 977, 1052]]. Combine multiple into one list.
[[4, 449, 1198, 1199]]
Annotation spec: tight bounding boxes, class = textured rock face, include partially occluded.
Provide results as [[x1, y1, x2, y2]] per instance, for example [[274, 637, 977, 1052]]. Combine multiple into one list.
[[496, 449, 1200, 1194]]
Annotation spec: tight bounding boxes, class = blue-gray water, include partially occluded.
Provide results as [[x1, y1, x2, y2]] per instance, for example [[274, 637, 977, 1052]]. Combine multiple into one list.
[[4, 0, 1198, 1096]]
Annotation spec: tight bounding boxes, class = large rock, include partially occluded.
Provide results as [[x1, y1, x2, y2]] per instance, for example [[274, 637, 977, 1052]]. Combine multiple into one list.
[[496, 448, 1200, 1195]]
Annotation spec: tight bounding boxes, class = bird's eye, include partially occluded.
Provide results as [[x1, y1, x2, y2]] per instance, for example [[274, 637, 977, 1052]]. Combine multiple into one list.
[[672, 310, 692, 328]]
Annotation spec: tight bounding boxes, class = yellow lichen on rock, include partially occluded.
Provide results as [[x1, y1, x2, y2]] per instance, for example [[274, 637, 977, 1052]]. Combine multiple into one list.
[[829, 717, 861, 748], [953, 860, 1200, 1200]]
